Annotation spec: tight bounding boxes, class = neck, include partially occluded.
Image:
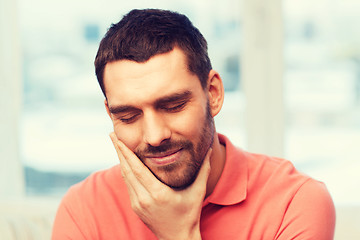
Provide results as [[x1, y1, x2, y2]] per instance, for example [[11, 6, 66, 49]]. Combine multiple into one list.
[[205, 133, 226, 198]]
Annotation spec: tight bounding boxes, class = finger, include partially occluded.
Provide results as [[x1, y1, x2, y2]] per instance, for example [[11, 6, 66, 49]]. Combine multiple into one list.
[[109, 133, 130, 178], [109, 133, 148, 196], [110, 133, 164, 191], [110, 132, 125, 164]]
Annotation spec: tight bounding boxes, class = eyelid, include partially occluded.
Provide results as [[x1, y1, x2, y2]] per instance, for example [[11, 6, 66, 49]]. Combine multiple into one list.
[[162, 100, 188, 112], [116, 112, 141, 123]]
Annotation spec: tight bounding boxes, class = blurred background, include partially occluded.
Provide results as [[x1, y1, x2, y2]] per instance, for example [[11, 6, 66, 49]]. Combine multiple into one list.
[[1, 0, 360, 239]]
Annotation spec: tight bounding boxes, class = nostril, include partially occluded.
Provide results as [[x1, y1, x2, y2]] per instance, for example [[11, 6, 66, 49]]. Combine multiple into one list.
[[142, 115, 171, 147], [144, 130, 171, 147]]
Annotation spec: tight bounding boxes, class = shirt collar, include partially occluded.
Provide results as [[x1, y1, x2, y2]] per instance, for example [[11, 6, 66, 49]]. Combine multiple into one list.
[[205, 133, 248, 206]]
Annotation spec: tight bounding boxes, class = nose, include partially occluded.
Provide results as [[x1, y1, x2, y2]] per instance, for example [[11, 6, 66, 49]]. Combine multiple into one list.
[[142, 111, 171, 147]]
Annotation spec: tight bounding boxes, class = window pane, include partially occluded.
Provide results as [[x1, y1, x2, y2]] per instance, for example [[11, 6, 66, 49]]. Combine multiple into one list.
[[18, 0, 244, 196], [284, 0, 360, 205]]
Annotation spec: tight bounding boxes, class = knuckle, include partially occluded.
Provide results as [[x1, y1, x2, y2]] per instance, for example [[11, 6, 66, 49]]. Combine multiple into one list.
[[120, 166, 131, 176], [130, 201, 139, 211], [131, 197, 151, 212], [151, 189, 168, 203], [131, 167, 143, 180], [137, 195, 152, 210]]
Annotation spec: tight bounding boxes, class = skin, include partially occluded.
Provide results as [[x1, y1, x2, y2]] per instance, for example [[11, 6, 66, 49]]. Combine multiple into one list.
[[104, 47, 226, 239]]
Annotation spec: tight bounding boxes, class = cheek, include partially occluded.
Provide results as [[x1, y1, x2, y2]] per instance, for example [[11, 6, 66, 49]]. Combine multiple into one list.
[[113, 122, 140, 151], [168, 105, 207, 138]]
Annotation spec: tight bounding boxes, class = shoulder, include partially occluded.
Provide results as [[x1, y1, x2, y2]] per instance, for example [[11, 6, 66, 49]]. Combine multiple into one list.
[[67, 165, 118, 193], [52, 165, 134, 239], [243, 152, 335, 238], [219, 136, 336, 239], [275, 178, 336, 239], [245, 152, 310, 193], [245, 152, 335, 239], [245, 152, 333, 206], [58, 164, 129, 218]]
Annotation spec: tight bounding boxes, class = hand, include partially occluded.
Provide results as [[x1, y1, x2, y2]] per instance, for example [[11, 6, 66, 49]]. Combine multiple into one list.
[[110, 133, 211, 240]]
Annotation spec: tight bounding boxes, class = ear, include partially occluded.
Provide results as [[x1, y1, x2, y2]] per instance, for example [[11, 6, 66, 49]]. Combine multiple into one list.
[[104, 99, 112, 119], [207, 70, 224, 117]]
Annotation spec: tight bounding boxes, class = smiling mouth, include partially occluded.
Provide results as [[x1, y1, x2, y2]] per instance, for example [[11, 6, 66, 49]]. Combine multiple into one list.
[[145, 149, 182, 166]]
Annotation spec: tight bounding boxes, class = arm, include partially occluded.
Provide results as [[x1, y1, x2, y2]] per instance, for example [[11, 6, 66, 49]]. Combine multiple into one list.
[[110, 133, 211, 240], [275, 179, 336, 240]]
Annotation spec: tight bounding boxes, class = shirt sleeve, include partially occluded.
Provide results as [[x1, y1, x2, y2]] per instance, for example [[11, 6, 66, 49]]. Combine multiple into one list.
[[275, 179, 336, 240]]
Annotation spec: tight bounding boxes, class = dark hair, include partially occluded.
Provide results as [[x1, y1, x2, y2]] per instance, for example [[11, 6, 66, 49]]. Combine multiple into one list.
[[94, 9, 212, 96]]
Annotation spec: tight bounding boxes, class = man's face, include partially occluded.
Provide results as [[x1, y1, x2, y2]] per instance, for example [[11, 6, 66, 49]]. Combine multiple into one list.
[[104, 47, 214, 189]]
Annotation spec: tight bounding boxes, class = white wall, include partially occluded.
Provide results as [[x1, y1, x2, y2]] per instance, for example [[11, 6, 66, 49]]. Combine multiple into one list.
[[0, 0, 24, 197]]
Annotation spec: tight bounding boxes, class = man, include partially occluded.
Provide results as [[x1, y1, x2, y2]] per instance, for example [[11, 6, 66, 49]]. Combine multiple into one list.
[[52, 9, 335, 239]]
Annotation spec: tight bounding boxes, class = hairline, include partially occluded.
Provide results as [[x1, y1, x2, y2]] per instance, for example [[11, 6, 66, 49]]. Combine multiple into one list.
[[101, 44, 209, 98]]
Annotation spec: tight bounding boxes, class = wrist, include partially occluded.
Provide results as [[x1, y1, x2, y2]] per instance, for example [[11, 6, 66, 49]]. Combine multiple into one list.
[[157, 225, 201, 240], [185, 222, 202, 240], [158, 234, 201, 240]]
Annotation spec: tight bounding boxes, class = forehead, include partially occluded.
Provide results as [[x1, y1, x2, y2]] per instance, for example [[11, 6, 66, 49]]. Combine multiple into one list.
[[103, 47, 204, 106]]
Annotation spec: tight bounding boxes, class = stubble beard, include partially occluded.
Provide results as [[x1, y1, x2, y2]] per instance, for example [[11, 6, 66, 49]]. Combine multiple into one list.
[[135, 104, 215, 189]]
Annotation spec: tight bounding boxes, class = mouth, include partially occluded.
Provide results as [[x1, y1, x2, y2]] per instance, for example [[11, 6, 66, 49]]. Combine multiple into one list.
[[145, 148, 182, 166]]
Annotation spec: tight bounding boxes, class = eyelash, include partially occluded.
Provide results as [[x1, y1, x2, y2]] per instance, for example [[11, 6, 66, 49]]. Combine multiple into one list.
[[163, 102, 187, 112], [119, 113, 141, 123], [117, 101, 187, 124]]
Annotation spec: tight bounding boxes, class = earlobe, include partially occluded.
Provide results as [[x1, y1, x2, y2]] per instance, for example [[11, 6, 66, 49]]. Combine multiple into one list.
[[207, 70, 224, 117]]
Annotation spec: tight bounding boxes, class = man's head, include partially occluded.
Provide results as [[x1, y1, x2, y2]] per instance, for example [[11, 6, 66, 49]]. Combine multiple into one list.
[[97, 9, 224, 189], [95, 9, 212, 96]]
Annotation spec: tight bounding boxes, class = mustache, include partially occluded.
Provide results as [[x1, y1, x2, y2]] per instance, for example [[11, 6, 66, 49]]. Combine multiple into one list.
[[135, 140, 193, 158]]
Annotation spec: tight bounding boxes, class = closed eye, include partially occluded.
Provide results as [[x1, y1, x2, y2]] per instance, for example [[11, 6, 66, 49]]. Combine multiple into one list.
[[117, 112, 141, 123], [155, 91, 192, 113], [162, 101, 187, 112]]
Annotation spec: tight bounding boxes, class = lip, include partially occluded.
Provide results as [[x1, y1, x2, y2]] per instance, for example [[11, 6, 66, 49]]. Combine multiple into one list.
[[145, 149, 182, 166]]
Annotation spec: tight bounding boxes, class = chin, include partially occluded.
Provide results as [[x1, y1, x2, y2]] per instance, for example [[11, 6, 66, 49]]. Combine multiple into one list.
[[155, 166, 200, 190]]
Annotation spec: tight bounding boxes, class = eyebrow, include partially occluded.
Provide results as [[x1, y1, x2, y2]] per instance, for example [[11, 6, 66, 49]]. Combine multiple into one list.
[[154, 90, 193, 108], [108, 105, 139, 114], [108, 90, 193, 114]]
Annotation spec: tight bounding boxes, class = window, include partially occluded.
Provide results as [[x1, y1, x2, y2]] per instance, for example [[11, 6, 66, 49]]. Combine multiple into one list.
[[284, 0, 360, 205]]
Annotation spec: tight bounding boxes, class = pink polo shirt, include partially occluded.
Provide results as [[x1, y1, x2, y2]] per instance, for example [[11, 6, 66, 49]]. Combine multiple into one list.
[[52, 134, 335, 239]]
